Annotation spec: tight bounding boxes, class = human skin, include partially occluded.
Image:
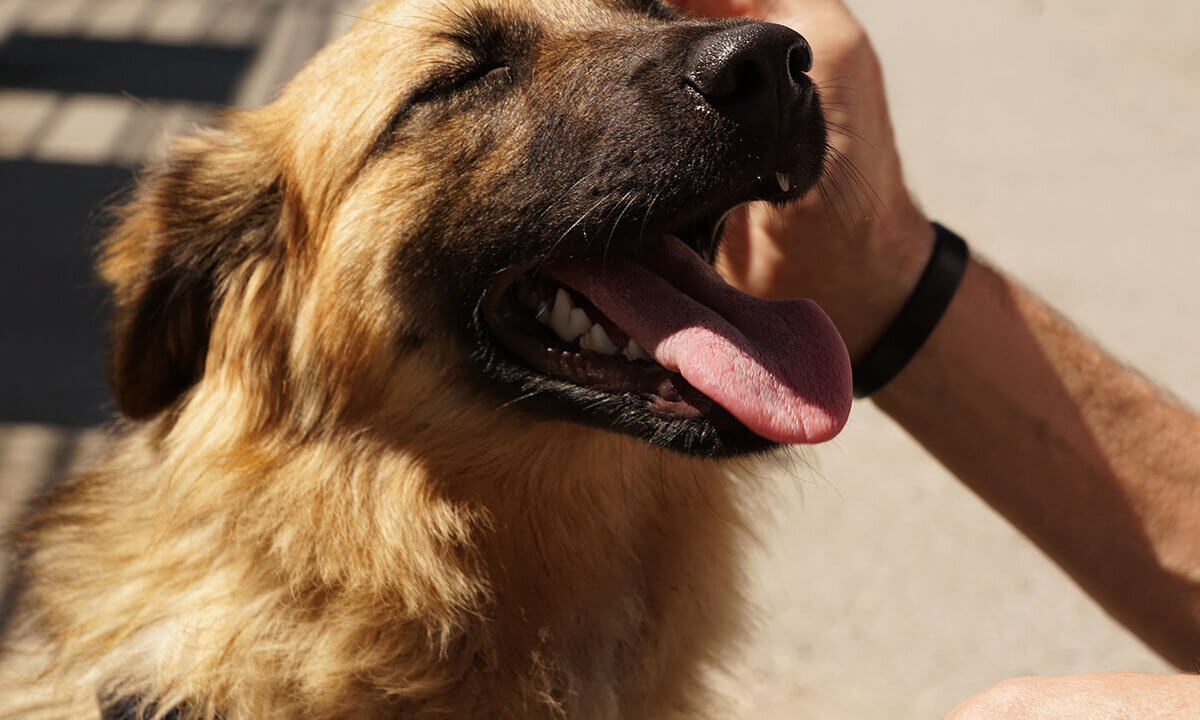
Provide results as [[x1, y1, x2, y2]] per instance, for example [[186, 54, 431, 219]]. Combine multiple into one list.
[[675, 0, 1200, 716], [944, 674, 1200, 720], [681, 0, 936, 361]]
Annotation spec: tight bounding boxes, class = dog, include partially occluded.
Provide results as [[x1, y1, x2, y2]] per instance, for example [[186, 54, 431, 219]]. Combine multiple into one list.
[[0, 0, 851, 717]]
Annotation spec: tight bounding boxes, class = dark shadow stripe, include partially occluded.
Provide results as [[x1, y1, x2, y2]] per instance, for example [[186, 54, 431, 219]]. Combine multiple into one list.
[[0, 160, 130, 427], [0, 33, 256, 104]]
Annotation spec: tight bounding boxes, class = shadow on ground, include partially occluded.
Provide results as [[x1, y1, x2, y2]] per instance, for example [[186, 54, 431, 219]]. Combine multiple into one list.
[[0, 33, 256, 102], [0, 160, 130, 426], [0, 32, 258, 425]]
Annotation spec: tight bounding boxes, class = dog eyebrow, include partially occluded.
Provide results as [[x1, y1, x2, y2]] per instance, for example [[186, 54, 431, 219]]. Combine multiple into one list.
[[437, 7, 510, 53], [435, 5, 540, 57], [358, 7, 541, 172]]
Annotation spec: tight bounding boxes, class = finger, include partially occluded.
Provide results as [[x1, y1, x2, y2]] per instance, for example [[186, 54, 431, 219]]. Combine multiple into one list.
[[714, 207, 753, 286]]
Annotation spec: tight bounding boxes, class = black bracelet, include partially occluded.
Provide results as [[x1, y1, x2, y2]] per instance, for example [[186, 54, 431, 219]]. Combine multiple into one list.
[[851, 222, 970, 398]]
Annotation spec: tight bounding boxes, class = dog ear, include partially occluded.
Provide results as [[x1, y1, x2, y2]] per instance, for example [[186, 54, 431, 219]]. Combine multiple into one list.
[[101, 125, 283, 420]]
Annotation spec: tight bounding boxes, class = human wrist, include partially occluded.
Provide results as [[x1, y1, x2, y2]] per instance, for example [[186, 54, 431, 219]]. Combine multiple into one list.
[[849, 220, 968, 397], [826, 196, 935, 362]]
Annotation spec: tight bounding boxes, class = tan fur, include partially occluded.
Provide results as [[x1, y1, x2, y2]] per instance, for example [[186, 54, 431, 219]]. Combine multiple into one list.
[[1, 2, 757, 718]]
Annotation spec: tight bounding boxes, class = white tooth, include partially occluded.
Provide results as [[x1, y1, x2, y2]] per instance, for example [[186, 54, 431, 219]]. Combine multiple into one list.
[[623, 339, 651, 362], [550, 289, 574, 341], [776, 172, 791, 193], [588, 324, 619, 355], [565, 308, 592, 341], [534, 302, 551, 325]]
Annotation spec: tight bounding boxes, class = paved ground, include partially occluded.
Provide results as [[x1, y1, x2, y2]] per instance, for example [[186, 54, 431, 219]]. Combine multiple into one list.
[[0, 0, 357, 425], [716, 1, 1197, 717], [1, 1, 1197, 717]]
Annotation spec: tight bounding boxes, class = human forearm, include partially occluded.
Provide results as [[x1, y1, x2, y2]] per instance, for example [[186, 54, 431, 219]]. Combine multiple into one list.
[[681, 0, 1200, 667], [875, 255, 1200, 667]]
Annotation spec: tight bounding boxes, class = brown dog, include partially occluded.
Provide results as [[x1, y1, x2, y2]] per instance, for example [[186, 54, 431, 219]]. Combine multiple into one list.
[[0, 0, 851, 717]]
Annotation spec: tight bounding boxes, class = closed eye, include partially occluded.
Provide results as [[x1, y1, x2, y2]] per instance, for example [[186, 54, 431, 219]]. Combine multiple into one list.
[[478, 65, 512, 85], [410, 62, 512, 104], [363, 61, 512, 165]]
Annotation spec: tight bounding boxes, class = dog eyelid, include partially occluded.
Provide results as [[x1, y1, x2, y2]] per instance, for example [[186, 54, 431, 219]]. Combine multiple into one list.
[[410, 60, 512, 104], [365, 58, 511, 163], [480, 65, 512, 83]]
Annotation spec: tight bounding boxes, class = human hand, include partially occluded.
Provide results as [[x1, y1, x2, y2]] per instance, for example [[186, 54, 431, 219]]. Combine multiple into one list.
[[674, 0, 934, 361], [944, 674, 1200, 719]]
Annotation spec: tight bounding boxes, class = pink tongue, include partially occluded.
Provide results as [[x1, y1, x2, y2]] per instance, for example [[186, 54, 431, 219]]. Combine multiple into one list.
[[552, 237, 852, 444]]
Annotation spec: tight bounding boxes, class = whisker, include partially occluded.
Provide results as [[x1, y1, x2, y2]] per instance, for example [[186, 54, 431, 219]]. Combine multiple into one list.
[[814, 74, 860, 89], [531, 167, 604, 226], [636, 176, 671, 248], [816, 183, 849, 239], [537, 192, 615, 274], [762, 0, 787, 20], [827, 145, 884, 217], [333, 11, 404, 31], [602, 190, 638, 276], [816, 157, 856, 236], [497, 389, 547, 411], [825, 120, 873, 148]]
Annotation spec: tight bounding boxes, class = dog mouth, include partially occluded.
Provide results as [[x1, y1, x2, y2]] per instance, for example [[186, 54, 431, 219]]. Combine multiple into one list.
[[484, 255, 720, 422], [481, 203, 853, 447]]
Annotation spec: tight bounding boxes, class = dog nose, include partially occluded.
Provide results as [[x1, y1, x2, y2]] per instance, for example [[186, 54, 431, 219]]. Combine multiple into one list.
[[685, 23, 815, 140]]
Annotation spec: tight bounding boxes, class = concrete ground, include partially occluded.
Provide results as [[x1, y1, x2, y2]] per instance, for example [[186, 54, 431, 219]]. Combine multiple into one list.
[[715, 1, 1197, 717], [1, 1, 1197, 717]]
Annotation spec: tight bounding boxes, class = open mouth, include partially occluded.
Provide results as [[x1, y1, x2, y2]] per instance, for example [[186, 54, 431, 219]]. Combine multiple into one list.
[[481, 201, 853, 448]]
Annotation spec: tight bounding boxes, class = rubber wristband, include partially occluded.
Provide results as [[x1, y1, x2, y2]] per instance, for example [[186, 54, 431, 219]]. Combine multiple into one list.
[[851, 222, 969, 398]]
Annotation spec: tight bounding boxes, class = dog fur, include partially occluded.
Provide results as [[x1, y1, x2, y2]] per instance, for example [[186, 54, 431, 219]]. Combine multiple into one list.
[[0, 0, 828, 717]]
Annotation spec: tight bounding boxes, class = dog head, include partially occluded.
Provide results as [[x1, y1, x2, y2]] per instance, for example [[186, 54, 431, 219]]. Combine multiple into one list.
[[102, 0, 852, 458]]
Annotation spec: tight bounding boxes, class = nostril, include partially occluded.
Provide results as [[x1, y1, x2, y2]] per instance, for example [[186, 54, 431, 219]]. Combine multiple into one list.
[[787, 38, 813, 82]]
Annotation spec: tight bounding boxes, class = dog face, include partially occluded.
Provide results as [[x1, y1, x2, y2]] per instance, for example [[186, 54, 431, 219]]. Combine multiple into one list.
[[102, 0, 852, 458]]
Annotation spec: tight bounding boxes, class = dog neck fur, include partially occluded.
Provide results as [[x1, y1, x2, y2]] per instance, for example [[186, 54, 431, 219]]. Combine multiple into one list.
[[5, 385, 749, 719]]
